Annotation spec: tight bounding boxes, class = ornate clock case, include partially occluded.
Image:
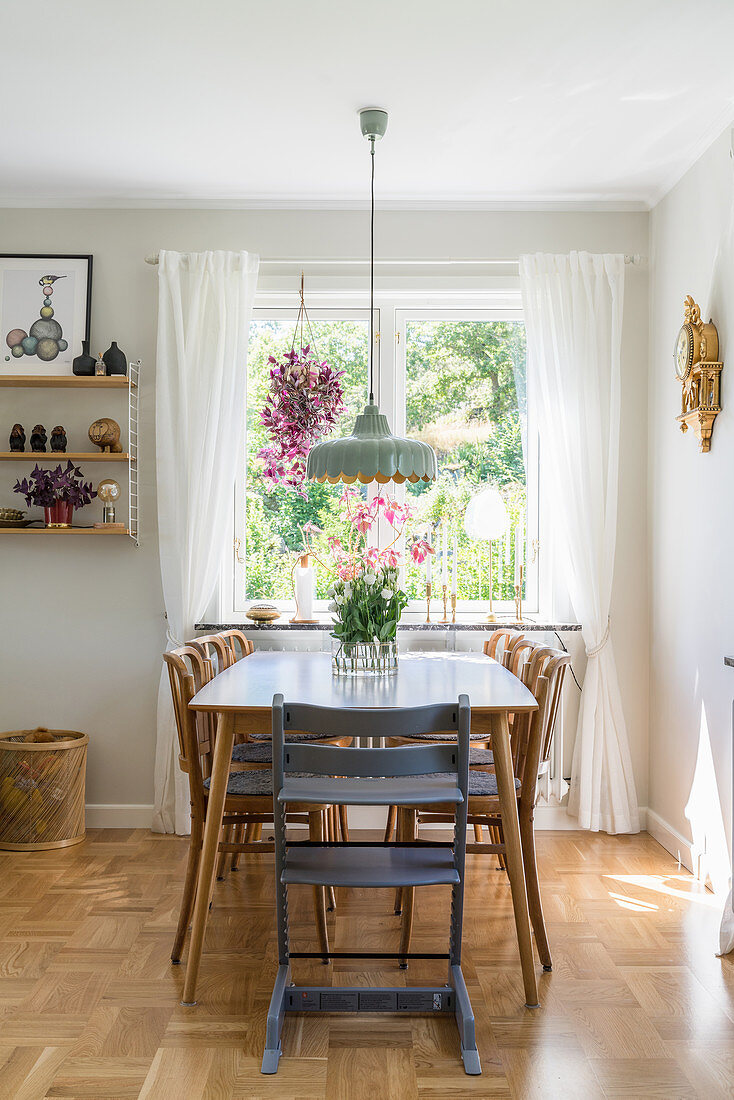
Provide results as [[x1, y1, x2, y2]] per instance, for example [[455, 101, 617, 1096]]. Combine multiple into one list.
[[675, 295, 722, 453]]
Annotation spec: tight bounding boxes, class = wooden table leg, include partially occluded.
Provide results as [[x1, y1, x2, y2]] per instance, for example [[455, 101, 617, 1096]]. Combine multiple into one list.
[[491, 711, 539, 1008], [181, 711, 234, 1006]]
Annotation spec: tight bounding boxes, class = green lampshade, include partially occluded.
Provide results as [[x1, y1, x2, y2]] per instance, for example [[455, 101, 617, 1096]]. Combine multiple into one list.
[[306, 400, 437, 485]]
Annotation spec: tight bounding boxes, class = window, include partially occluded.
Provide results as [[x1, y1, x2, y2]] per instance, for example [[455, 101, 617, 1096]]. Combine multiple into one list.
[[233, 292, 537, 616]]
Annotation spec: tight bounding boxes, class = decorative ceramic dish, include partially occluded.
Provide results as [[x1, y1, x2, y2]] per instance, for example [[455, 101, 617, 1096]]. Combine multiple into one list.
[[0, 507, 31, 528], [245, 601, 282, 622]]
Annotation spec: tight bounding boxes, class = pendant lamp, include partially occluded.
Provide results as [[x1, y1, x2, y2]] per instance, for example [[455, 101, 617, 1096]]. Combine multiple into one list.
[[306, 108, 437, 486]]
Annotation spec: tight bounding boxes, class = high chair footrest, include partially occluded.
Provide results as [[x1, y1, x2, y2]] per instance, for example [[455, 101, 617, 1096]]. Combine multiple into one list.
[[282, 845, 460, 887]]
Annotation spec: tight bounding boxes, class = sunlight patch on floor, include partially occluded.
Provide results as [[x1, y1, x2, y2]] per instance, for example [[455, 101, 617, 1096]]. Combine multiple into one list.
[[605, 872, 721, 909]]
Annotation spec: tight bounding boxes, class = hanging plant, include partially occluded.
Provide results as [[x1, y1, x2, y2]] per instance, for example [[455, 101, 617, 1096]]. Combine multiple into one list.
[[258, 275, 345, 494]]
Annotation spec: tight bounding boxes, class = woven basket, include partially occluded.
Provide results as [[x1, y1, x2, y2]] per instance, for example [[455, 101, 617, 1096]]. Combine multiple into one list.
[[0, 730, 88, 851]]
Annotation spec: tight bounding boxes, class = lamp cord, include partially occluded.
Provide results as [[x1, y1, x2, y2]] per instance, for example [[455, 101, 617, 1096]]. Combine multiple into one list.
[[369, 135, 375, 403]]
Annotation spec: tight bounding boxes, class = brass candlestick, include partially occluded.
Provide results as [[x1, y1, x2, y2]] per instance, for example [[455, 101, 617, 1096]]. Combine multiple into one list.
[[441, 583, 449, 623], [514, 565, 524, 622], [425, 581, 432, 623], [451, 593, 457, 623]]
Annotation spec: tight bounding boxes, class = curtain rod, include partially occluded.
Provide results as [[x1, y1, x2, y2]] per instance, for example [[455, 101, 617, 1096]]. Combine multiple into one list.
[[144, 253, 645, 267]]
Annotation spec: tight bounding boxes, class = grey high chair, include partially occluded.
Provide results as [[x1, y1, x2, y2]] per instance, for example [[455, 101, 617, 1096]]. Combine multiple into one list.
[[262, 693, 481, 1077]]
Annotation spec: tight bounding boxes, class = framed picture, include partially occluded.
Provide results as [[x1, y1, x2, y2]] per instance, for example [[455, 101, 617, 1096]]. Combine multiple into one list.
[[0, 254, 92, 376]]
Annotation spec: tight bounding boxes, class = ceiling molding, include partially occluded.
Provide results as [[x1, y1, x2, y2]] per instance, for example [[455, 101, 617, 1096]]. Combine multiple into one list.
[[648, 105, 734, 208], [0, 194, 651, 214]]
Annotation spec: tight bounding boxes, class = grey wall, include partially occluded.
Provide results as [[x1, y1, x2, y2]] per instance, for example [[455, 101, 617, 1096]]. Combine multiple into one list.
[[0, 208, 649, 822]]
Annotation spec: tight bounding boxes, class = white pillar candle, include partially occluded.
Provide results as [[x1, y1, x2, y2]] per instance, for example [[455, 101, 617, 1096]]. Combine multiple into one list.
[[452, 536, 458, 595], [441, 525, 448, 585], [514, 523, 522, 584], [426, 536, 432, 584]]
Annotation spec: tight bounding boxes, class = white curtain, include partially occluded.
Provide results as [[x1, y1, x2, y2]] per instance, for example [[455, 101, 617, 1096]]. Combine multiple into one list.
[[153, 249, 259, 834], [519, 252, 639, 834]]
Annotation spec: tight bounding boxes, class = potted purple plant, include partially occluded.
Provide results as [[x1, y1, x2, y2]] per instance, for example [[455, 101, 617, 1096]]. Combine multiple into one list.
[[258, 345, 345, 494], [13, 461, 97, 528]]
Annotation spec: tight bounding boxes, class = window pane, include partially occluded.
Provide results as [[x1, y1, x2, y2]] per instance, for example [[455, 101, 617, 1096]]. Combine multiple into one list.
[[245, 318, 369, 602], [403, 319, 527, 603]]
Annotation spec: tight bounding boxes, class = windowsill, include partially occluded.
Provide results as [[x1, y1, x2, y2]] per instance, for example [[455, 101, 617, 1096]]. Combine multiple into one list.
[[196, 615, 580, 632]]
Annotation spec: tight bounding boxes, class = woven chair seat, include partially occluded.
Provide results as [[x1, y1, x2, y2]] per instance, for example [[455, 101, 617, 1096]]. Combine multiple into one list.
[[399, 731, 491, 742], [231, 741, 273, 763], [468, 747, 494, 766], [250, 731, 340, 743], [424, 772, 520, 798], [204, 770, 314, 797]]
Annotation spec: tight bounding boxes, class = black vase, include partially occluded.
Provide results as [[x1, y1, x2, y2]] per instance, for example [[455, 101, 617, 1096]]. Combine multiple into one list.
[[103, 341, 127, 376], [72, 339, 96, 376]]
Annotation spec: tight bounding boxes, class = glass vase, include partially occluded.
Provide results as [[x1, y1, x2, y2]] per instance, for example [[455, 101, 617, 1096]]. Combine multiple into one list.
[[331, 638, 398, 676]]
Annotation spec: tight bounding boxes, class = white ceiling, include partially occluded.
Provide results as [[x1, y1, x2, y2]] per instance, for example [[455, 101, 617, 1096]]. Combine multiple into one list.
[[2, 0, 733, 210]]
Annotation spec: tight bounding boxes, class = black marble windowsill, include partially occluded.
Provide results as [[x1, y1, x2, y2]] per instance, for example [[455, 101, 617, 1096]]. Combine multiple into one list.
[[196, 618, 581, 633]]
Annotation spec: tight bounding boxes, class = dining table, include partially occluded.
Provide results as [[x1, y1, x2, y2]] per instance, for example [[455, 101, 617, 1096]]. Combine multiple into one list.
[[185, 649, 540, 1008]]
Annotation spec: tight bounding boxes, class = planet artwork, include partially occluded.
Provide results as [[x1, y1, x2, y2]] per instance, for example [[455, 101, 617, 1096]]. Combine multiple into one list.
[[4, 275, 68, 362]]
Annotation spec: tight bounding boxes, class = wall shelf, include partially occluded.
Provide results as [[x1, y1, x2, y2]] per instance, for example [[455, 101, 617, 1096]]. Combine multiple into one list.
[[0, 527, 130, 535], [0, 452, 132, 462], [0, 376, 131, 388], [0, 360, 140, 544]]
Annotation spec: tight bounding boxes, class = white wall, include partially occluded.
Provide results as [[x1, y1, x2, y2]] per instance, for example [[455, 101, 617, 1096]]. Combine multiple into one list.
[[0, 208, 649, 823], [648, 129, 733, 887]]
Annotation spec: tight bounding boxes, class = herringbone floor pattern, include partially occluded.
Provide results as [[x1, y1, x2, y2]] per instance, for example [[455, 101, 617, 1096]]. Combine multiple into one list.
[[0, 828, 732, 1099]]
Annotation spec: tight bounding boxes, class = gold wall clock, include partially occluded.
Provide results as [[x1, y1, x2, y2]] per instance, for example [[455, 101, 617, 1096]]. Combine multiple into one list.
[[675, 295, 722, 453]]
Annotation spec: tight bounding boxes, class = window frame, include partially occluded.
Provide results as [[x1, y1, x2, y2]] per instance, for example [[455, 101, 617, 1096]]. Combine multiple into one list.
[[232, 303, 376, 615], [227, 285, 539, 619]]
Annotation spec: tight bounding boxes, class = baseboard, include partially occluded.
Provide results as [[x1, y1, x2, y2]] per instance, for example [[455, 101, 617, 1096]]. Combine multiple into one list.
[[83, 802, 654, 836], [644, 806, 696, 875], [85, 804, 154, 829]]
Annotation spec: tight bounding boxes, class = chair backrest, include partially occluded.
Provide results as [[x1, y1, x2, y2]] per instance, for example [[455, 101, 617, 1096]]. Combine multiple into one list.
[[504, 634, 536, 677], [162, 646, 215, 819], [512, 647, 571, 800], [483, 630, 519, 664], [190, 630, 253, 674], [272, 695, 471, 790]]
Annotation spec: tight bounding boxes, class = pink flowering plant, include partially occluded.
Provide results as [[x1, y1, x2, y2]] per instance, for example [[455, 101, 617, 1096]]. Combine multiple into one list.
[[303, 490, 433, 648], [258, 345, 345, 493]]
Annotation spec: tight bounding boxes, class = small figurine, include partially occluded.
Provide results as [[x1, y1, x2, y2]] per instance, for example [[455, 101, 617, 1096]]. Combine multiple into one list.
[[50, 426, 67, 453], [95, 353, 105, 377], [88, 417, 122, 453], [30, 424, 47, 452], [9, 423, 25, 452]]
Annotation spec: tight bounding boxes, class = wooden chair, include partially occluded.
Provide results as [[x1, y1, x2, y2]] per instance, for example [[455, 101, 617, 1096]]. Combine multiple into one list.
[[397, 644, 570, 971], [189, 632, 351, 880], [164, 645, 335, 983], [381, 634, 519, 845]]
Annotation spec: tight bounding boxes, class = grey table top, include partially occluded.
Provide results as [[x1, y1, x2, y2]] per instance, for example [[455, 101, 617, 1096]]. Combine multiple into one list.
[[189, 650, 537, 715]]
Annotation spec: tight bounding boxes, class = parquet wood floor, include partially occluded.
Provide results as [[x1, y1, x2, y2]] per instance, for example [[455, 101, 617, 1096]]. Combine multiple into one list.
[[0, 828, 732, 1099]]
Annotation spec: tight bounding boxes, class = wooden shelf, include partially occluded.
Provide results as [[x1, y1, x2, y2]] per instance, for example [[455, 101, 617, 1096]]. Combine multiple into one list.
[[0, 376, 131, 388], [0, 526, 130, 535], [0, 452, 132, 462]]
